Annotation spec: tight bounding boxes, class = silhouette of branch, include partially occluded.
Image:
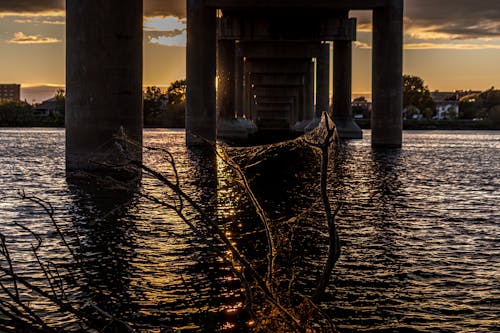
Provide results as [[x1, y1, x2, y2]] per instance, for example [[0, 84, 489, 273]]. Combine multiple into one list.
[[303, 112, 343, 302]]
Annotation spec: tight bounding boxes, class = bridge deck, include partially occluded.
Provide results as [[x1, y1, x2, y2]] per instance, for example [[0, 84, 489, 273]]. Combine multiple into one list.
[[207, 0, 397, 10]]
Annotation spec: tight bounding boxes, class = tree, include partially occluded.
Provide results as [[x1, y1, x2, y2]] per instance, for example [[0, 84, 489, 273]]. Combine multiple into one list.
[[459, 89, 500, 120], [0, 100, 33, 125], [54, 88, 65, 115], [403, 75, 435, 114], [143, 86, 165, 119], [422, 107, 434, 120], [459, 93, 482, 119], [166, 79, 186, 105]]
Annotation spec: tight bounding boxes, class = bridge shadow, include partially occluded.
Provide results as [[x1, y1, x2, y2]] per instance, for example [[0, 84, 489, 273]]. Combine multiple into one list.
[[65, 146, 250, 331]]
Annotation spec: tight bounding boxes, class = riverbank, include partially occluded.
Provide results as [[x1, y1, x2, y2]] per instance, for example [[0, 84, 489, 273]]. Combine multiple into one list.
[[356, 119, 500, 130], [2, 119, 500, 131]]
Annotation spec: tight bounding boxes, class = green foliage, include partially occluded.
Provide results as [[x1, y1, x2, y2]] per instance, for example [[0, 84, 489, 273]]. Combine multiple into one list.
[[54, 88, 65, 115], [481, 88, 500, 109], [422, 107, 434, 120], [403, 75, 435, 114], [166, 79, 186, 105], [459, 88, 500, 120], [459, 93, 482, 119], [489, 105, 500, 124], [0, 100, 35, 126], [353, 96, 367, 102], [143, 86, 165, 120], [143, 83, 186, 128]]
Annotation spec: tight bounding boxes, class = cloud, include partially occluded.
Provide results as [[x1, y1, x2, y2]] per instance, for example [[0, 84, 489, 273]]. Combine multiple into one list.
[[353, 41, 371, 49], [144, 16, 186, 31], [354, 39, 500, 50], [144, 15, 186, 47], [404, 42, 500, 50], [1, 0, 499, 41], [13, 18, 64, 25], [149, 30, 186, 47], [7, 32, 61, 44]]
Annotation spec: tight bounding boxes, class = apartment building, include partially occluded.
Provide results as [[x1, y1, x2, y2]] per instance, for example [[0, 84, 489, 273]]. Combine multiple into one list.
[[0, 84, 21, 101]]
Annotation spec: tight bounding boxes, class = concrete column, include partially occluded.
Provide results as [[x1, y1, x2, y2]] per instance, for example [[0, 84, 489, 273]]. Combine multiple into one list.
[[217, 39, 236, 119], [186, 0, 217, 145], [243, 63, 251, 118], [66, 0, 143, 173], [372, 0, 404, 147], [333, 40, 362, 139], [304, 60, 315, 121], [235, 44, 244, 118], [316, 43, 330, 117]]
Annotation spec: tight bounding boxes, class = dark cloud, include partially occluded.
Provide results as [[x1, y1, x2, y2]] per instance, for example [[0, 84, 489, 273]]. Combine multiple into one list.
[[0, 0, 185, 17], [0, 0, 64, 13], [144, 0, 185, 18], [0, 0, 498, 38], [355, 1, 500, 39], [405, 0, 500, 39]]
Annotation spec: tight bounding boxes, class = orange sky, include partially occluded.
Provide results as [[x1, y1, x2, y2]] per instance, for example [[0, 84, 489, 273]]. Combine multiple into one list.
[[0, 1, 499, 102]]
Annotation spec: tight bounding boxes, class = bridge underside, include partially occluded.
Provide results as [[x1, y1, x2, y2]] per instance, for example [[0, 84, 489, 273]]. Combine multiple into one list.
[[187, 0, 403, 145], [65, 0, 403, 173]]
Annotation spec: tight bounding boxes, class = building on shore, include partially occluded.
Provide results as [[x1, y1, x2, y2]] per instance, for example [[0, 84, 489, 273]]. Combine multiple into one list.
[[0, 84, 21, 102], [34, 97, 62, 117]]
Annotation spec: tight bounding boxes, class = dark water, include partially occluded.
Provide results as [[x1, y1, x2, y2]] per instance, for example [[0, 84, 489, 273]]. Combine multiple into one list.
[[0, 128, 498, 332]]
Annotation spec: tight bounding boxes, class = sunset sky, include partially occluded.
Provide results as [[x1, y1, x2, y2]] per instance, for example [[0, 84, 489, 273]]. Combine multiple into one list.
[[0, 0, 499, 102]]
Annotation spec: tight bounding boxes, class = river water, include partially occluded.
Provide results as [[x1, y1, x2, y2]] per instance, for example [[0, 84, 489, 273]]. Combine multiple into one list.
[[0, 128, 498, 332]]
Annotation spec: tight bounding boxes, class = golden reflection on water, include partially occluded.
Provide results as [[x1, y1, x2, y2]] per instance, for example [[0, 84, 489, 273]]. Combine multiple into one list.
[[1, 129, 499, 332]]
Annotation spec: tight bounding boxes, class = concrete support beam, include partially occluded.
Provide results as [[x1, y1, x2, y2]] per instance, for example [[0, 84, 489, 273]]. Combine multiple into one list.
[[238, 42, 323, 59], [217, 39, 236, 119], [208, 0, 392, 10], [332, 40, 362, 139], [220, 14, 355, 41], [372, 1, 403, 147], [246, 59, 311, 74], [316, 43, 330, 117], [235, 45, 244, 117], [186, 0, 217, 145], [66, 0, 143, 173], [254, 86, 302, 126], [251, 73, 304, 87]]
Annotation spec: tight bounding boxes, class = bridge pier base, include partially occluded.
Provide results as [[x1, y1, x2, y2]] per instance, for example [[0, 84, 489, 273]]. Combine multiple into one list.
[[372, 2, 404, 147], [316, 43, 330, 117], [332, 39, 363, 139], [65, 0, 143, 174], [186, 0, 217, 145]]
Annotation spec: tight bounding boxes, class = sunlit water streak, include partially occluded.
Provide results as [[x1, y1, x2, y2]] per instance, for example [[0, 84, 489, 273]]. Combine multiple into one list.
[[0, 128, 498, 332]]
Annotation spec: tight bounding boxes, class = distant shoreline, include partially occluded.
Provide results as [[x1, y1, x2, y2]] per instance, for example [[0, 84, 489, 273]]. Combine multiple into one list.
[[1, 120, 499, 131], [356, 119, 500, 131]]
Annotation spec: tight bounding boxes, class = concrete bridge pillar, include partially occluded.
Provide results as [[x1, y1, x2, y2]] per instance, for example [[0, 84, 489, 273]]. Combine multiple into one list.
[[332, 39, 362, 139], [186, 0, 217, 145], [316, 43, 330, 117], [304, 60, 315, 121], [372, 1, 404, 147], [217, 39, 236, 120], [235, 44, 244, 118], [65, 0, 143, 173]]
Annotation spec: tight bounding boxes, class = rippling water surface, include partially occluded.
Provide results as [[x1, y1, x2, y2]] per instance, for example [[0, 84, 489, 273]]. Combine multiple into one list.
[[0, 128, 498, 332]]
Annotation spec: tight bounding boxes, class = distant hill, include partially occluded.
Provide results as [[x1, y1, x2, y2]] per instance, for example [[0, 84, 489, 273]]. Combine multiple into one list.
[[21, 85, 64, 104]]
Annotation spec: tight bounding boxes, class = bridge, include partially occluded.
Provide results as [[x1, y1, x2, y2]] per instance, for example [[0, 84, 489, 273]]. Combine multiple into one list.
[[65, 0, 403, 172]]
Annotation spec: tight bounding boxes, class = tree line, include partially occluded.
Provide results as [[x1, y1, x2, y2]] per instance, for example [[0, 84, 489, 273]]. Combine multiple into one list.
[[402, 74, 500, 121], [0, 81, 187, 127]]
